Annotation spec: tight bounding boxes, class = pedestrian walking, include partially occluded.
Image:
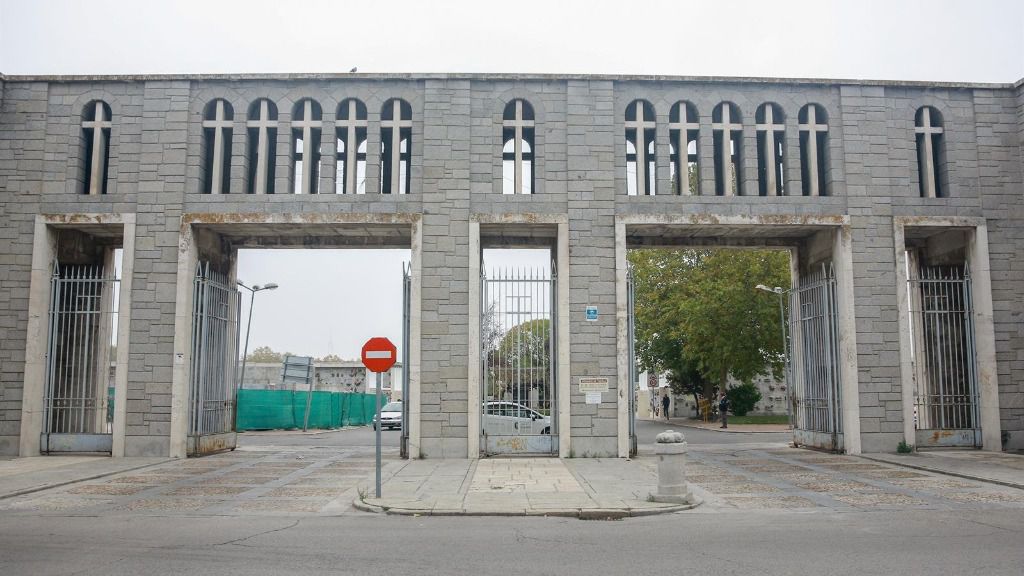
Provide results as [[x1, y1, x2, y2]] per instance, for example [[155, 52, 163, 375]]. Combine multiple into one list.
[[661, 393, 671, 421], [719, 391, 730, 429]]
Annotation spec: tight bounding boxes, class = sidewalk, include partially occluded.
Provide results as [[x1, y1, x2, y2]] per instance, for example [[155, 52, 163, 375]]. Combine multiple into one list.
[[354, 457, 699, 518], [665, 417, 791, 434], [0, 456, 171, 500], [862, 450, 1024, 490]]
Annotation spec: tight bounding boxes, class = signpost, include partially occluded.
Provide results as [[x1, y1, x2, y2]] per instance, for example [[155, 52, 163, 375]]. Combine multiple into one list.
[[362, 337, 397, 498]]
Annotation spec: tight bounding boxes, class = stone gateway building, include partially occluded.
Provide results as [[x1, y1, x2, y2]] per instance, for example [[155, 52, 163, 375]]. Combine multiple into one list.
[[0, 72, 1021, 459]]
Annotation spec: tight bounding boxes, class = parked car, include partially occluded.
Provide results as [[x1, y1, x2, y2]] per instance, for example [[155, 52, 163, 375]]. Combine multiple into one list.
[[482, 401, 551, 435], [372, 401, 403, 430]]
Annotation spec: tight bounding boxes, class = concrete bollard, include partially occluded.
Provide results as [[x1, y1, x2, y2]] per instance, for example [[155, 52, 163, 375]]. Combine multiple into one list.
[[650, 430, 692, 504]]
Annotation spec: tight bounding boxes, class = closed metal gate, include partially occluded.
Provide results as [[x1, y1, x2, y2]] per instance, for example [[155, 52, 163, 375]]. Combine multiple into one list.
[[188, 262, 241, 456], [480, 263, 557, 455], [908, 264, 980, 447], [626, 267, 638, 456], [400, 263, 411, 459], [789, 264, 843, 451], [42, 263, 119, 453]]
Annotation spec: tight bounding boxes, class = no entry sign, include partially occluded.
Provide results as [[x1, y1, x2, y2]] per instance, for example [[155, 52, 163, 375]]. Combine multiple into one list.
[[361, 337, 397, 373]]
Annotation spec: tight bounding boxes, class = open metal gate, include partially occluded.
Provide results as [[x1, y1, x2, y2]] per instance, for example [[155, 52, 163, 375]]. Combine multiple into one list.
[[400, 262, 411, 459], [42, 263, 119, 453], [908, 264, 980, 448], [480, 262, 557, 455], [789, 263, 843, 451], [188, 262, 241, 456], [627, 267, 638, 456]]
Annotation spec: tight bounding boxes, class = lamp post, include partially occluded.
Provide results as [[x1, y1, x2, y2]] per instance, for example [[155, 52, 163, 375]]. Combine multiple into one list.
[[234, 280, 278, 391], [756, 284, 791, 428]]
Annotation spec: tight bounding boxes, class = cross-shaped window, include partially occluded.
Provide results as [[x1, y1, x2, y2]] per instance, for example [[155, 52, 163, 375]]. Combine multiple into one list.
[[625, 100, 656, 196], [246, 99, 278, 194], [201, 99, 234, 194], [81, 100, 112, 195], [915, 106, 946, 198], [291, 99, 323, 195], [799, 104, 829, 196], [756, 102, 786, 196], [712, 102, 743, 196], [336, 99, 368, 195], [669, 101, 700, 195], [380, 99, 412, 195], [502, 99, 535, 195]]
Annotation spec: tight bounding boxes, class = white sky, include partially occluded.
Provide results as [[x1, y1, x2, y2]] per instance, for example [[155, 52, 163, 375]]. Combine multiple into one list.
[[1, 0, 1021, 81], [3, 1, 1020, 357]]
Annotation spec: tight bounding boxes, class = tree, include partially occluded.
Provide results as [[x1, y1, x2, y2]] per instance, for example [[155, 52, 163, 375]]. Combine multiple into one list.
[[486, 318, 551, 402], [318, 354, 343, 362], [246, 346, 284, 363], [629, 248, 790, 403]]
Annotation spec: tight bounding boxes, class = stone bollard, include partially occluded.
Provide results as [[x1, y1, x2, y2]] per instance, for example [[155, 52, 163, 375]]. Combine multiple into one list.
[[650, 430, 692, 504]]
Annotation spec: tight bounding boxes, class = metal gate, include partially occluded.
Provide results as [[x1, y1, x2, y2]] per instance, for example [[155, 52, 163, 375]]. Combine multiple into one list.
[[480, 262, 557, 455], [400, 262, 411, 459], [188, 262, 241, 456], [626, 267, 638, 456], [908, 264, 980, 447], [789, 263, 843, 451], [42, 263, 119, 453]]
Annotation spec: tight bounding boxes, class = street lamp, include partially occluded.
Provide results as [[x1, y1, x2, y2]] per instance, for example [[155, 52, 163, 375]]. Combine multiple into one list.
[[756, 284, 792, 428], [236, 280, 279, 395]]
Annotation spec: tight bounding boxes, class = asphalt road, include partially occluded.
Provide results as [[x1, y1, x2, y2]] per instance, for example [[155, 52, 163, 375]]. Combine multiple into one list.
[[238, 425, 402, 448], [2, 509, 1021, 575], [237, 417, 789, 450]]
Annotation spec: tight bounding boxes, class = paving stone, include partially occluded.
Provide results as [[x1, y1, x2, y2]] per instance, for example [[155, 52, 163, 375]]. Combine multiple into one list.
[[67, 484, 148, 496], [831, 493, 930, 507], [723, 496, 819, 509], [118, 498, 211, 512], [164, 485, 250, 496]]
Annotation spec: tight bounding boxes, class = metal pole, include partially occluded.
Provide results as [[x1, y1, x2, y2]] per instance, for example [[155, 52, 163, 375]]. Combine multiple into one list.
[[234, 289, 255, 431], [375, 370, 383, 498], [778, 291, 792, 429]]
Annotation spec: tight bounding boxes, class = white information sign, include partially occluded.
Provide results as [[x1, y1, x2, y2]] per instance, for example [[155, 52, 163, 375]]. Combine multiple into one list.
[[585, 392, 602, 405]]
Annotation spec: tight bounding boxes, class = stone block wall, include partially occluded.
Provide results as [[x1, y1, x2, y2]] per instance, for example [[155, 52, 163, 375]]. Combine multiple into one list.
[[0, 73, 1021, 456]]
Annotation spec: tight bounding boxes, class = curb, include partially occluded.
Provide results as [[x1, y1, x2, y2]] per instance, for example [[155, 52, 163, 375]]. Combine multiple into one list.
[[857, 455, 1024, 491], [0, 458, 176, 501], [352, 497, 702, 518]]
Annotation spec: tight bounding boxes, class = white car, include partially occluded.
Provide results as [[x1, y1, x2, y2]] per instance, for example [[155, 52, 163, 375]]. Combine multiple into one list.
[[372, 401, 403, 430], [482, 401, 551, 435]]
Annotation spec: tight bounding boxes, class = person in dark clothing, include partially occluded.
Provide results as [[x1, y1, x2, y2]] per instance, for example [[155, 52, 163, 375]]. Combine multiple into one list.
[[719, 391, 730, 429], [661, 393, 671, 421]]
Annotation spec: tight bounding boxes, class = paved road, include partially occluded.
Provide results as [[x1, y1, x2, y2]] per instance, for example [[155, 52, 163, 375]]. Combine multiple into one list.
[[238, 418, 787, 450], [1, 509, 1021, 575], [635, 416, 792, 446], [239, 426, 401, 448]]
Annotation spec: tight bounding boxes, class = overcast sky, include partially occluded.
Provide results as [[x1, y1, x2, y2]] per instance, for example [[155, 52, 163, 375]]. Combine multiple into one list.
[[2, 1, 1021, 358]]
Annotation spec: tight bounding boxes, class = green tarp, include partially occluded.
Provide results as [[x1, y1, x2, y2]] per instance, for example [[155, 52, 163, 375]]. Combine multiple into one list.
[[236, 389, 380, 431]]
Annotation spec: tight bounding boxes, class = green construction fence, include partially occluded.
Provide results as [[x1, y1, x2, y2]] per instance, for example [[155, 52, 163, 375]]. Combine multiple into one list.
[[236, 389, 380, 431]]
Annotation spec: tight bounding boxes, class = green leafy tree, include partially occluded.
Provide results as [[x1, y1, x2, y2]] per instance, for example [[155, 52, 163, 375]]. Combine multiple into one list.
[[486, 318, 551, 402], [628, 248, 789, 403], [726, 382, 762, 416]]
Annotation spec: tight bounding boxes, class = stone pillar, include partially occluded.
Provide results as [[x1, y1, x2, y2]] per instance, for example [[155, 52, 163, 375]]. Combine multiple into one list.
[[650, 430, 692, 503]]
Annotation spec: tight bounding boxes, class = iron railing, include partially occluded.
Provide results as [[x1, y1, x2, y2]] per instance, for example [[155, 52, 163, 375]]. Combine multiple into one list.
[[188, 262, 241, 438], [789, 263, 842, 439]]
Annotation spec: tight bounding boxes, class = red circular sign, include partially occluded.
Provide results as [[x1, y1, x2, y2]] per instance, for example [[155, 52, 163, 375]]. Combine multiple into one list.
[[361, 337, 397, 373]]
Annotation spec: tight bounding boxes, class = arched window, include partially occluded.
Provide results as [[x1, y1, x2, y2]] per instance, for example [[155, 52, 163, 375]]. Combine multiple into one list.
[[712, 102, 743, 195], [915, 106, 946, 198], [756, 103, 786, 196], [669, 101, 699, 195], [81, 100, 112, 195], [336, 99, 368, 195], [292, 99, 323, 195], [625, 100, 656, 195], [246, 99, 278, 194], [502, 99, 535, 195], [380, 98, 412, 194], [202, 99, 234, 194], [798, 104, 829, 196]]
